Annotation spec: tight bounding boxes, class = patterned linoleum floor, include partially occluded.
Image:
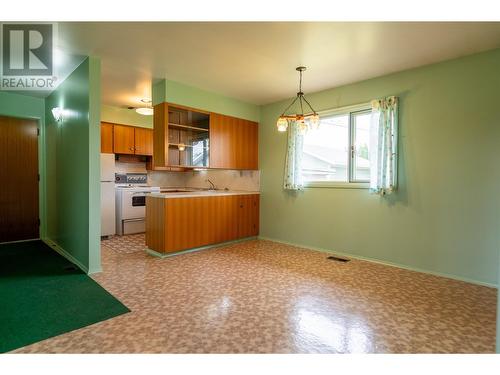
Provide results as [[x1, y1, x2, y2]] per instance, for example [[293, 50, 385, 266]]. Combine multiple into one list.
[[12, 236, 497, 353]]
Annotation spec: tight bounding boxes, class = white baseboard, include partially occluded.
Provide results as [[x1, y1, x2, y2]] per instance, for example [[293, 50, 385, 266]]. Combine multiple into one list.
[[42, 238, 89, 274], [258, 236, 498, 289]]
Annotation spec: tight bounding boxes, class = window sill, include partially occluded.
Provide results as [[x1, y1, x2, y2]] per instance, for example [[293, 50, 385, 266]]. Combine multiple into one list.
[[304, 181, 369, 189]]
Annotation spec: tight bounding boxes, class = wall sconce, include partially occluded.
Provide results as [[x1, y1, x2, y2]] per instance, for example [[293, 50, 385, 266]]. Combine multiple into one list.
[[51, 107, 63, 122]]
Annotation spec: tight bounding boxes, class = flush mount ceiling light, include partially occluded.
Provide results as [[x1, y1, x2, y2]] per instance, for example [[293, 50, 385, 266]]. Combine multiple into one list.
[[135, 107, 154, 116], [276, 66, 320, 134], [129, 98, 154, 116]]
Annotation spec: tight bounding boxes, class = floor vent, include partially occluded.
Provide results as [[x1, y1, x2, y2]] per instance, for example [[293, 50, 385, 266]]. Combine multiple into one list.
[[327, 255, 350, 263]]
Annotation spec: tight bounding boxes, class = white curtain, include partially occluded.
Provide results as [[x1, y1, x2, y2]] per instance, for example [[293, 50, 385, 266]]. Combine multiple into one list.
[[369, 96, 398, 195], [283, 121, 304, 190]]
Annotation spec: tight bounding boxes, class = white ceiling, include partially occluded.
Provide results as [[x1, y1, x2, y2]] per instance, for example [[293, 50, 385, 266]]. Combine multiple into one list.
[[57, 22, 500, 107]]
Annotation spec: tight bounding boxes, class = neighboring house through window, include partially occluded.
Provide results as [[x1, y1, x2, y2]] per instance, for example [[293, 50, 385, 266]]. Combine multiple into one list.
[[302, 104, 371, 187]]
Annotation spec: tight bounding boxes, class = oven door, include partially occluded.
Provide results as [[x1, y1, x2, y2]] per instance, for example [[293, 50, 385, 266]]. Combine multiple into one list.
[[119, 190, 150, 235], [121, 191, 149, 219]]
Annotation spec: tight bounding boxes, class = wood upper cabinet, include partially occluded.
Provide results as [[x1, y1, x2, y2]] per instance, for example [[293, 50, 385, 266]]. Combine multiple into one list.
[[134, 127, 153, 156], [209, 113, 258, 170], [153, 102, 258, 170], [113, 124, 135, 154], [108, 123, 153, 156], [100, 122, 114, 153]]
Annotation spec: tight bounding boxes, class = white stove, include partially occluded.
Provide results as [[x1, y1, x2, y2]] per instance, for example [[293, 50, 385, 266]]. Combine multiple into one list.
[[115, 173, 160, 235]]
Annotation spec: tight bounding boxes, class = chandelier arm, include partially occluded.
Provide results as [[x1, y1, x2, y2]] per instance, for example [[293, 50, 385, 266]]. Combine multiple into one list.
[[280, 96, 299, 117], [301, 95, 317, 115]]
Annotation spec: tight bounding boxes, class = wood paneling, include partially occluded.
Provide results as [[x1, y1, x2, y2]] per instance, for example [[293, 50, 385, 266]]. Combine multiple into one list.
[[0, 116, 39, 242], [145, 196, 166, 251], [153, 103, 168, 167], [134, 127, 153, 156], [145, 194, 260, 254], [113, 124, 135, 154], [100, 122, 114, 153], [209, 113, 258, 170]]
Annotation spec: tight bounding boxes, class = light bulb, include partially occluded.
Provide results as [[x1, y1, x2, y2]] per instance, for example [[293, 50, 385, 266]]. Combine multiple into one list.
[[309, 114, 320, 130], [276, 117, 288, 132], [178, 143, 186, 151], [51, 107, 63, 122], [298, 120, 308, 135]]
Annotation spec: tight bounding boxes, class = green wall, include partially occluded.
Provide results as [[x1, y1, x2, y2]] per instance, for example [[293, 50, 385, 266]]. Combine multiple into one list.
[[259, 49, 500, 287], [0, 92, 46, 239], [45, 57, 102, 274], [153, 79, 260, 122], [101, 104, 152, 128]]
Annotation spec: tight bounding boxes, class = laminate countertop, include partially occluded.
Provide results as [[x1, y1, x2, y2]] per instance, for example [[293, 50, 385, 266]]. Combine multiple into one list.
[[149, 190, 260, 199]]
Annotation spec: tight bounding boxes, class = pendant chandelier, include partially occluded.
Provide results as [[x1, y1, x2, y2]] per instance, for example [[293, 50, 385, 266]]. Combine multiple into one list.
[[276, 66, 319, 134]]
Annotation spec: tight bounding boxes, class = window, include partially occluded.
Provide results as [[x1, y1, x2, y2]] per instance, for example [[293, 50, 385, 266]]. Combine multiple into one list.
[[302, 105, 371, 186]]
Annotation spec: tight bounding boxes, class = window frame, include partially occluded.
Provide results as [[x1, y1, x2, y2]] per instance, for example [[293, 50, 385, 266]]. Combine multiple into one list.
[[302, 102, 372, 189]]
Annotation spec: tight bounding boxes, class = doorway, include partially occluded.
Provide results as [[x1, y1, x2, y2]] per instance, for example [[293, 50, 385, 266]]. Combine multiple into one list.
[[0, 115, 39, 243]]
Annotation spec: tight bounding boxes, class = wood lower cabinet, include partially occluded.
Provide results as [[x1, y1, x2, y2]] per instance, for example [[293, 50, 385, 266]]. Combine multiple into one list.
[[113, 124, 135, 154], [100, 122, 114, 153], [146, 194, 259, 254]]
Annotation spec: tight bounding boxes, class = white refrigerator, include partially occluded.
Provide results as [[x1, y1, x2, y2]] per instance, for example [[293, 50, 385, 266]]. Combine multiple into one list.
[[101, 153, 116, 237]]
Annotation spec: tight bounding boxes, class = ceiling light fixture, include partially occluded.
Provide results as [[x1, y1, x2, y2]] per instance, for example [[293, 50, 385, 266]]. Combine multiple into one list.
[[135, 107, 154, 116], [131, 98, 154, 116], [276, 66, 319, 134]]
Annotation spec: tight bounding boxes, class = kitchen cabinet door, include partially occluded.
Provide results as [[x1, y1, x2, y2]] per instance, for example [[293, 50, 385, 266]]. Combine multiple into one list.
[[250, 194, 260, 236], [134, 127, 153, 156], [100, 122, 114, 153], [210, 113, 258, 170], [237, 195, 259, 238], [113, 124, 135, 154]]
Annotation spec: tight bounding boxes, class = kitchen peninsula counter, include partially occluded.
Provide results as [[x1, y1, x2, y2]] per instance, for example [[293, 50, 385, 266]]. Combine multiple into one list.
[[146, 192, 259, 255]]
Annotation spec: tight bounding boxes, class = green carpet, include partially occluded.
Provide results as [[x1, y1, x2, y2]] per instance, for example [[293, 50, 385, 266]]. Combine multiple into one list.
[[0, 240, 130, 353]]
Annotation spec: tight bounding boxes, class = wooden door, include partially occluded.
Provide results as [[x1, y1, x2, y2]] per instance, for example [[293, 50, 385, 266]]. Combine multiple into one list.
[[113, 124, 135, 154], [134, 127, 153, 156], [100, 122, 114, 153], [0, 116, 39, 242]]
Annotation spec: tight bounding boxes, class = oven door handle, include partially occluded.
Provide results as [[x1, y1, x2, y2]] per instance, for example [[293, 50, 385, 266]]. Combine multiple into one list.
[[122, 218, 145, 223], [132, 192, 151, 196]]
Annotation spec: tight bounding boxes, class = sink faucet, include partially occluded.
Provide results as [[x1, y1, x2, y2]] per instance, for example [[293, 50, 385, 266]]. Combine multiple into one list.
[[206, 179, 216, 190]]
